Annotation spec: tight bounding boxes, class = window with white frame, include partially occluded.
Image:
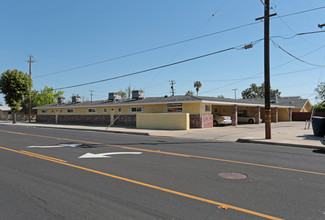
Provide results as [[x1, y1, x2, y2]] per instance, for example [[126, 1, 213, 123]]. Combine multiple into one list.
[[41, 110, 47, 114], [66, 109, 74, 113], [205, 105, 211, 112], [118, 107, 122, 113], [129, 107, 144, 112], [87, 108, 97, 113]]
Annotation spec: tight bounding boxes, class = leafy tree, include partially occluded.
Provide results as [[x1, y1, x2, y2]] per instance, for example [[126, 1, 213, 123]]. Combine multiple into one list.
[[22, 86, 64, 113], [185, 90, 193, 96], [315, 82, 325, 102], [216, 95, 225, 99], [241, 83, 281, 99], [118, 89, 127, 99], [0, 69, 32, 123], [194, 81, 202, 96]]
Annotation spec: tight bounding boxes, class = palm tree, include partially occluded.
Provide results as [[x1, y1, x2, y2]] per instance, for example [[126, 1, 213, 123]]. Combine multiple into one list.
[[194, 81, 202, 96]]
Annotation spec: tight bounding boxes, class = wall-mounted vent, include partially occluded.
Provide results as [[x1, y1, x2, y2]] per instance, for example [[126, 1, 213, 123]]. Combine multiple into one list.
[[58, 97, 67, 105], [72, 96, 81, 103], [108, 93, 121, 101], [132, 90, 145, 100], [270, 94, 278, 103]]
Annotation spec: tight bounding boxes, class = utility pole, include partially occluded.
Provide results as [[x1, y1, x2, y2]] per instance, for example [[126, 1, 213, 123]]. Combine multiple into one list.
[[89, 90, 94, 102], [256, 0, 276, 139], [232, 88, 238, 99], [169, 80, 176, 96], [27, 55, 36, 123]]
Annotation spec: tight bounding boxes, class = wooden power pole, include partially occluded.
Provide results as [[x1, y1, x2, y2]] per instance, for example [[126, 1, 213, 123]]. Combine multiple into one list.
[[256, 0, 276, 139], [27, 55, 36, 123]]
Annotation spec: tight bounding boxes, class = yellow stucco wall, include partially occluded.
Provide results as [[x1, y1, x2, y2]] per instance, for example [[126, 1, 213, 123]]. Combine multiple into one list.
[[37, 103, 204, 116], [212, 105, 232, 116], [278, 108, 289, 121], [136, 113, 190, 130]]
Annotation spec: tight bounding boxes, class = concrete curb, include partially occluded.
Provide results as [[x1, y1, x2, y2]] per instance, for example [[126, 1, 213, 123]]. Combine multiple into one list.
[[236, 138, 325, 150], [3, 123, 150, 136]]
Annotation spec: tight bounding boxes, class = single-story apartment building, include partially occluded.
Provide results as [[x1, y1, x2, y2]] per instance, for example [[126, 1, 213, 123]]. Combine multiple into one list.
[[34, 91, 311, 130]]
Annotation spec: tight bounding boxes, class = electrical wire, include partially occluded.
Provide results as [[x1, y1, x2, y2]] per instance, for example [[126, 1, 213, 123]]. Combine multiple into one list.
[[271, 39, 325, 67], [53, 40, 263, 90], [274, 6, 325, 19], [35, 21, 260, 79], [34, 6, 325, 79], [200, 44, 325, 94]]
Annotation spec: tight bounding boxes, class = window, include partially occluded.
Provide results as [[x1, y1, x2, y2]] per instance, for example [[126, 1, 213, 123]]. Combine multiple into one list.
[[129, 107, 144, 112], [205, 105, 211, 112], [167, 103, 182, 112], [118, 108, 122, 113], [60, 110, 63, 113], [41, 110, 47, 114], [67, 109, 74, 113], [87, 108, 97, 113], [104, 108, 107, 113], [51, 110, 54, 113]]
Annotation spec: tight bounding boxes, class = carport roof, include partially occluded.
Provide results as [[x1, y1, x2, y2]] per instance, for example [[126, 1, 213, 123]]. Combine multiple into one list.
[[35, 95, 306, 109]]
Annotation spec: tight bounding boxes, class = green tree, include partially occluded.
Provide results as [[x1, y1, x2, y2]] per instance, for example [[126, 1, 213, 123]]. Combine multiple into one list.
[[241, 83, 281, 99], [194, 81, 202, 96], [217, 95, 225, 99], [315, 82, 325, 102], [118, 89, 127, 99], [0, 69, 32, 123], [185, 90, 193, 96], [22, 86, 64, 113]]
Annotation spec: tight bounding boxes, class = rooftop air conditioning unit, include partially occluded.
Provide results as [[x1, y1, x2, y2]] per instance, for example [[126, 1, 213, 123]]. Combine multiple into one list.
[[132, 90, 144, 100], [57, 97, 66, 105], [72, 96, 81, 103], [108, 93, 121, 101], [270, 94, 278, 103]]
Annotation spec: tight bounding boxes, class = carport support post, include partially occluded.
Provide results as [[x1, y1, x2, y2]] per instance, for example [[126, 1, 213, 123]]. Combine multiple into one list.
[[231, 105, 238, 126], [255, 106, 261, 124], [288, 108, 292, 121]]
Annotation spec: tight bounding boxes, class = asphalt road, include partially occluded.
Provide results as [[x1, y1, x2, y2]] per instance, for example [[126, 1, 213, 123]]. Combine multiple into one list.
[[0, 124, 325, 220]]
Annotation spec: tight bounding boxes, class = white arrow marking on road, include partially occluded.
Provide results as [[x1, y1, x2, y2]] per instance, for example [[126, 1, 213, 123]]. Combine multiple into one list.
[[27, 144, 82, 148], [79, 152, 142, 159]]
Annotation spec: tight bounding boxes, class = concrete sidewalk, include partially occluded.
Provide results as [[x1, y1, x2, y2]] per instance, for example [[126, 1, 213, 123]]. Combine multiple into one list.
[[1, 120, 324, 149]]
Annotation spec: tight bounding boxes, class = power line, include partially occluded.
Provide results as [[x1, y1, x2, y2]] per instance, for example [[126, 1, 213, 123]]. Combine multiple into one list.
[[271, 30, 325, 40], [53, 42, 258, 90], [271, 39, 325, 67], [200, 44, 325, 94], [274, 6, 325, 19], [36, 22, 261, 79], [33, 6, 325, 79]]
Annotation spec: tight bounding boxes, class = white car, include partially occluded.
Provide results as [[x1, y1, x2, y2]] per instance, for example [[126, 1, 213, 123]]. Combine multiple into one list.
[[213, 114, 232, 126], [238, 115, 262, 124]]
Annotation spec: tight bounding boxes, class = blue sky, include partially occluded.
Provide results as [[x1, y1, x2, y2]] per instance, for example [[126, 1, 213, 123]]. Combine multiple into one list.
[[1, 0, 325, 105]]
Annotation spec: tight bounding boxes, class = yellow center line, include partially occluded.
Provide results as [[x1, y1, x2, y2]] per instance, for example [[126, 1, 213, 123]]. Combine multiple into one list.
[[1, 129, 325, 176], [0, 146, 282, 220], [20, 150, 67, 162]]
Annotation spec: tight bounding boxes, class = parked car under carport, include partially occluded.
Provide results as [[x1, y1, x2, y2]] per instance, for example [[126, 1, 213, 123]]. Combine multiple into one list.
[[238, 114, 262, 124]]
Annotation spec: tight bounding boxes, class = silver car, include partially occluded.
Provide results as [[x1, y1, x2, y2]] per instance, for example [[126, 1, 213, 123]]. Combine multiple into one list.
[[213, 114, 232, 126], [238, 114, 262, 124]]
